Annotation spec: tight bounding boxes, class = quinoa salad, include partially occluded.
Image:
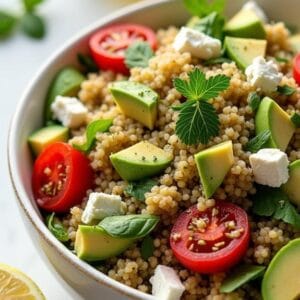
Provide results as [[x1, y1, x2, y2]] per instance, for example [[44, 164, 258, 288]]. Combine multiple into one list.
[[28, 1, 300, 299]]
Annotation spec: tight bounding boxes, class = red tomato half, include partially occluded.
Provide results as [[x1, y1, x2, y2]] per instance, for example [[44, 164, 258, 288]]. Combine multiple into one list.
[[293, 53, 300, 84], [170, 202, 250, 274], [89, 23, 157, 74], [32, 142, 94, 213]]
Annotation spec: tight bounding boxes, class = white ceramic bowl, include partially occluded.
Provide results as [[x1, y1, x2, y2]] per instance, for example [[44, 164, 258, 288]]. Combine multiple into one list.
[[7, 0, 300, 299]]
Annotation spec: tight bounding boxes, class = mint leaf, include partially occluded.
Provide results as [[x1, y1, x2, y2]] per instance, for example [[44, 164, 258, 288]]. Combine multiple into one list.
[[125, 41, 154, 69], [141, 235, 154, 260], [244, 130, 271, 153], [20, 13, 45, 39], [46, 213, 69, 242], [125, 179, 157, 202], [0, 11, 16, 38], [277, 85, 296, 96], [220, 265, 265, 293], [204, 57, 232, 66], [73, 119, 112, 153], [22, 0, 44, 12], [248, 92, 261, 112], [183, 0, 225, 17], [291, 112, 300, 128], [77, 53, 99, 73]]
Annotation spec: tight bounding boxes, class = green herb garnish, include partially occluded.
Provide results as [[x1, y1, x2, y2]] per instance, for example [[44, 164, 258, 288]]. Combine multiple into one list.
[[277, 85, 296, 96], [244, 130, 271, 153], [173, 68, 230, 145], [73, 119, 112, 153], [77, 53, 99, 73], [0, 11, 16, 38], [141, 235, 155, 260], [248, 92, 261, 112], [46, 213, 69, 242], [275, 57, 289, 63], [22, 0, 43, 12], [204, 56, 232, 66], [125, 178, 157, 202], [99, 215, 159, 239], [252, 186, 300, 229], [291, 112, 300, 127], [220, 265, 265, 293], [125, 41, 154, 69], [20, 12, 45, 39], [183, 0, 226, 17]]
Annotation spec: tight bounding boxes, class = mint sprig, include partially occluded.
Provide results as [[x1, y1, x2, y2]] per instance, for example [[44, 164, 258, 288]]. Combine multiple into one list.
[[244, 130, 271, 153], [125, 178, 157, 202], [183, 0, 225, 17], [125, 41, 154, 69]]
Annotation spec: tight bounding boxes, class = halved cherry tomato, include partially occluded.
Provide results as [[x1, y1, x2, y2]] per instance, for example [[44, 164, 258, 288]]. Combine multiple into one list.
[[89, 23, 157, 74], [170, 202, 250, 274], [293, 53, 300, 84], [32, 142, 94, 213]]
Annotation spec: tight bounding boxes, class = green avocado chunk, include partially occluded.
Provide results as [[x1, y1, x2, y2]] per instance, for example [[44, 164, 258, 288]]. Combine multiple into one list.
[[282, 160, 300, 207], [75, 225, 134, 261], [224, 8, 266, 39], [110, 81, 158, 130], [194, 141, 234, 198], [289, 34, 300, 53], [255, 97, 295, 151], [262, 238, 300, 300], [28, 125, 69, 156], [224, 36, 267, 70], [110, 141, 172, 181], [44, 67, 85, 122]]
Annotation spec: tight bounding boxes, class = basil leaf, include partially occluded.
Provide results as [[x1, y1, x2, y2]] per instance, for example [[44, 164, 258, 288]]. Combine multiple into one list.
[[140, 235, 154, 260], [220, 265, 265, 293], [204, 57, 231, 66], [0, 11, 16, 38], [125, 179, 157, 202], [77, 53, 99, 73], [20, 13, 45, 39], [244, 130, 271, 153], [73, 119, 112, 153], [275, 56, 289, 63], [125, 41, 154, 69], [99, 214, 159, 239], [22, 0, 43, 12], [248, 92, 261, 112], [277, 85, 296, 96], [46, 213, 69, 242], [291, 112, 300, 128], [183, 0, 225, 17]]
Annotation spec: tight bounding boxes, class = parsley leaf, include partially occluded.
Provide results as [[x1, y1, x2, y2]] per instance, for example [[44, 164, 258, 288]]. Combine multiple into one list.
[[141, 235, 155, 260], [125, 41, 154, 69], [244, 130, 271, 153], [77, 53, 99, 73], [277, 85, 296, 96], [248, 92, 261, 112], [291, 112, 300, 127], [20, 12, 45, 39], [252, 186, 300, 229], [125, 178, 157, 202], [204, 57, 232, 66], [183, 0, 225, 17], [0, 11, 16, 38], [73, 119, 112, 153], [46, 213, 69, 242]]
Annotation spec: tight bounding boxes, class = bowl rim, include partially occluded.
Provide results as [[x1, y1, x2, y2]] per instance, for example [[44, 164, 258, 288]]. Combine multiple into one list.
[[7, 0, 174, 299]]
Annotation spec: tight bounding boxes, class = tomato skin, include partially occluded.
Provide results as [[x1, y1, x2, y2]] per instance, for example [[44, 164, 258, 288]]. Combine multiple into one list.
[[32, 142, 94, 213], [89, 23, 157, 75], [170, 202, 250, 274], [293, 53, 300, 84]]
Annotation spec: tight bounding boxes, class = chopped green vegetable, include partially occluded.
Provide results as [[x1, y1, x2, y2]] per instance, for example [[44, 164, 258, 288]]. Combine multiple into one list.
[[244, 130, 271, 153], [277, 85, 296, 96], [204, 57, 232, 66], [22, 0, 43, 12], [183, 0, 225, 17], [220, 265, 265, 293], [252, 186, 300, 229], [20, 12, 45, 39], [99, 214, 159, 239], [248, 92, 261, 112], [140, 235, 154, 260], [77, 53, 99, 73], [291, 112, 300, 128], [275, 56, 289, 63], [125, 179, 157, 202], [125, 41, 154, 69], [73, 119, 112, 153], [46, 213, 69, 242], [0, 11, 16, 38]]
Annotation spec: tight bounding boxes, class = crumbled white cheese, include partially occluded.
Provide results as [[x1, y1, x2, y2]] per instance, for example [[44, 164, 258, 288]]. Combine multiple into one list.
[[249, 148, 289, 187], [173, 26, 221, 59], [150, 265, 185, 300], [81, 192, 126, 224], [245, 56, 282, 93], [243, 1, 268, 23], [51, 95, 88, 129]]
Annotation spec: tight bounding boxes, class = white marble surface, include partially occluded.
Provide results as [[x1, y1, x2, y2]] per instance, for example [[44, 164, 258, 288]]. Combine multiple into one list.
[[0, 0, 138, 299]]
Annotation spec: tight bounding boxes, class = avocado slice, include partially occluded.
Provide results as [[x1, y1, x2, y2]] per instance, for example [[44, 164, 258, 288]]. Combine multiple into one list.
[[255, 97, 295, 151], [110, 81, 158, 130], [283, 160, 300, 207], [194, 141, 234, 198], [289, 34, 300, 53], [110, 141, 172, 181], [75, 225, 134, 261], [224, 8, 266, 39], [262, 238, 300, 300], [224, 36, 267, 70], [28, 125, 69, 156], [45, 67, 85, 122]]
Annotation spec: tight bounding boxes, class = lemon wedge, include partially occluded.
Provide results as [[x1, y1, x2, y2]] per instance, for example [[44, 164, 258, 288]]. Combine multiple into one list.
[[0, 263, 45, 299]]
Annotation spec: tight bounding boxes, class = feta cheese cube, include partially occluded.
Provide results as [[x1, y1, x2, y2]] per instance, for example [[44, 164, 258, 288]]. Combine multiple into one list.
[[249, 148, 289, 187], [51, 95, 88, 129], [245, 56, 282, 93], [150, 265, 185, 300], [81, 192, 126, 224], [173, 27, 221, 60], [243, 1, 268, 23]]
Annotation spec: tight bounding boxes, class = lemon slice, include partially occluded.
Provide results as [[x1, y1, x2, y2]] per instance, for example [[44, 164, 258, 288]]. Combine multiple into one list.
[[0, 263, 45, 299]]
